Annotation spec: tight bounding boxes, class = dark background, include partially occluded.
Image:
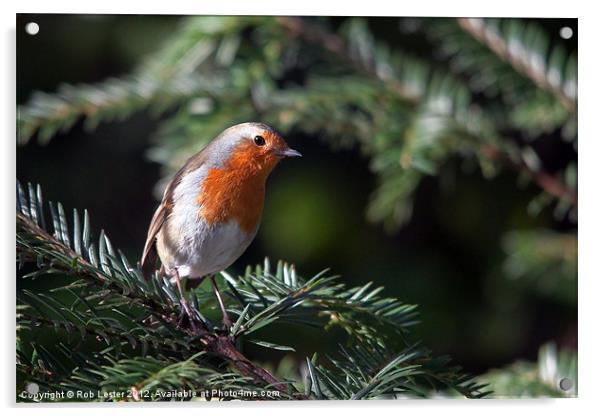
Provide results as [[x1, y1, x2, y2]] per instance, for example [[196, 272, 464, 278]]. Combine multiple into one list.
[[16, 14, 577, 374]]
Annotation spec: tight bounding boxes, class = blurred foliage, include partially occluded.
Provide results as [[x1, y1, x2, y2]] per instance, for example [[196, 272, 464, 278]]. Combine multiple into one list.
[[502, 229, 577, 305], [18, 16, 577, 230], [478, 342, 577, 398]]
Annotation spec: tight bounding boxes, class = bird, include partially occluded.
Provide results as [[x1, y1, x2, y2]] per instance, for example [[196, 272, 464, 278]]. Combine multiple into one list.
[[140, 122, 301, 329]]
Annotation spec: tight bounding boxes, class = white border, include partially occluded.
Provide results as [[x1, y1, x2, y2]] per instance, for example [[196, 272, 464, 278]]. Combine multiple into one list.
[[4, 0, 582, 17], [3, 1, 600, 415]]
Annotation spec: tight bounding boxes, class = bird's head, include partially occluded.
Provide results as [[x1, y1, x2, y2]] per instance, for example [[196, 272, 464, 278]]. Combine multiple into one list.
[[210, 122, 301, 179]]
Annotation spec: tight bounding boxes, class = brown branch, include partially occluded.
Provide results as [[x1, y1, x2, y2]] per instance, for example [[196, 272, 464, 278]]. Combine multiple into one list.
[[481, 144, 577, 206], [276, 16, 420, 104], [201, 334, 297, 397], [457, 18, 576, 113]]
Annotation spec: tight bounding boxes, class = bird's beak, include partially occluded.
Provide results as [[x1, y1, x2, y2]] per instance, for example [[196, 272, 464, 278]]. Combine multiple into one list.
[[277, 147, 302, 158]]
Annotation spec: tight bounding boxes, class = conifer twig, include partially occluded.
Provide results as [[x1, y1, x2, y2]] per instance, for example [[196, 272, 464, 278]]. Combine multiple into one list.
[[17, 211, 293, 396], [457, 18, 576, 113], [276, 16, 577, 209], [276, 16, 420, 103], [481, 144, 577, 206]]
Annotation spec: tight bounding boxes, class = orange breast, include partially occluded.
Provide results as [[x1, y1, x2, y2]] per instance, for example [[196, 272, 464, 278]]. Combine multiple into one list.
[[198, 142, 277, 234]]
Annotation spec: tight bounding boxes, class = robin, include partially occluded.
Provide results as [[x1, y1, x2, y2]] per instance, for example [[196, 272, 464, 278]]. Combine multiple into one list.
[[141, 122, 301, 329]]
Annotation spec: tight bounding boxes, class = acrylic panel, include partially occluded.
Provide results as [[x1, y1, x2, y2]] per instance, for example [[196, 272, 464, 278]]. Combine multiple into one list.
[[16, 14, 577, 402]]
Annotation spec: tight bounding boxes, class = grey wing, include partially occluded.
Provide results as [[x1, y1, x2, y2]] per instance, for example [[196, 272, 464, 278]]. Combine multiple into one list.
[[140, 147, 210, 279], [140, 197, 170, 279], [140, 167, 184, 279]]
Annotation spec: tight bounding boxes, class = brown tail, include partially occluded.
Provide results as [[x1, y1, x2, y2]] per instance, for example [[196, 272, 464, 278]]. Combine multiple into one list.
[[140, 202, 167, 280], [140, 242, 158, 280]]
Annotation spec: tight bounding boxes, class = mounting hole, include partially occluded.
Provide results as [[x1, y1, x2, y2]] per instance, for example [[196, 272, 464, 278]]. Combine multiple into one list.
[[25, 382, 39, 395], [25, 22, 39, 36], [558, 377, 573, 391], [559, 26, 573, 40]]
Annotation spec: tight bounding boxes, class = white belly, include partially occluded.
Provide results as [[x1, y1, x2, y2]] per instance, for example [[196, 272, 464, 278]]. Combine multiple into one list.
[[157, 216, 256, 279]]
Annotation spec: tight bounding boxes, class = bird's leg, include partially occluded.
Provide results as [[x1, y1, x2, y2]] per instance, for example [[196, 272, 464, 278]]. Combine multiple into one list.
[[210, 275, 232, 329], [186, 275, 207, 291], [173, 267, 198, 332]]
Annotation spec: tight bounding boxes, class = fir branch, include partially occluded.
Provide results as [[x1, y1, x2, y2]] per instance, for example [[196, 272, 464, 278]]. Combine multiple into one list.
[[18, 16, 577, 229], [273, 17, 576, 214], [456, 18, 577, 113], [17, 182, 293, 396], [276, 17, 421, 104], [221, 263, 419, 348], [94, 353, 280, 401], [200, 334, 293, 396], [17, 16, 255, 145], [307, 343, 490, 399], [478, 342, 576, 398], [501, 229, 576, 304], [481, 144, 577, 206], [17, 210, 175, 323], [17, 75, 220, 145], [17, 181, 486, 400]]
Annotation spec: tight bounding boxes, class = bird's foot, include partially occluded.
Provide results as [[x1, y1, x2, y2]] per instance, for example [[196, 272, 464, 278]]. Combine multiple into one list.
[[222, 314, 233, 332], [177, 298, 199, 332]]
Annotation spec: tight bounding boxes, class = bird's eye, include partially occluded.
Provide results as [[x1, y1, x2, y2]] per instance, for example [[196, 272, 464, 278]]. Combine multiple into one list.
[[253, 135, 266, 146]]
